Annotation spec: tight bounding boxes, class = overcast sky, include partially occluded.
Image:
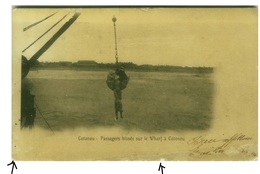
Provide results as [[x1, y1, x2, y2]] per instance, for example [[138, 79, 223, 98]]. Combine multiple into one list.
[[13, 7, 257, 67]]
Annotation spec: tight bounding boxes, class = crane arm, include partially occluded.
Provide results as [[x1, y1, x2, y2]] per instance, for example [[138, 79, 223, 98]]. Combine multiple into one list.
[[28, 12, 81, 65]]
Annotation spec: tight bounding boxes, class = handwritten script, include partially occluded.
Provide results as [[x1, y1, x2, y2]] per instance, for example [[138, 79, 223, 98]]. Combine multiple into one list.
[[187, 133, 253, 156]]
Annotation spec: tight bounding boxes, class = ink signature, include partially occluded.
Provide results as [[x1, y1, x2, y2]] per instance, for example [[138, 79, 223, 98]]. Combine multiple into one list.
[[187, 133, 253, 156]]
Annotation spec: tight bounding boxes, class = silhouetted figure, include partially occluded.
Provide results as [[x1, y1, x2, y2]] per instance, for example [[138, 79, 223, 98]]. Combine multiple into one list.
[[21, 84, 36, 129], [116, 67, 127, 83], [114, 74, 123, 120], [106, 66, 129, 120]]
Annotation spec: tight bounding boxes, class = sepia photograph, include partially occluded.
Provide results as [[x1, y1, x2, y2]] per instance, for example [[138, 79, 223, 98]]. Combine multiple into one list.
[[12, 7, 257, 161]]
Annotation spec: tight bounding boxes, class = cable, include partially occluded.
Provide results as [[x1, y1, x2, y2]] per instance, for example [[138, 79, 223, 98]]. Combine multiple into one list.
[[34, 101, 55, 134], [29, 12, 81, 65], [22, 13, 69, 53], [23, 12, 57, 32]]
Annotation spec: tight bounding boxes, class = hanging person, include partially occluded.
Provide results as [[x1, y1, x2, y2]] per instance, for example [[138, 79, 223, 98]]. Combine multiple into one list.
[[116, 66, 127, 82], [106, 66, 129, 120], [113, 74, 123, 120], [116, 66, 129, 90]]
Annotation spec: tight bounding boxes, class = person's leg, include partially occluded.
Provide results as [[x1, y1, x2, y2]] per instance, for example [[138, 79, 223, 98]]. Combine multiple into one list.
[[114, 100, 118, 120], [115, 99, 123, 120], [114, 90, 122, 120], [119, 101, 123, 118]]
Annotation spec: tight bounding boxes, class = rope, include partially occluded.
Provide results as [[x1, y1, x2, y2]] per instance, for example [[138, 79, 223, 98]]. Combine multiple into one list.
[[29, 12, 81, 65], [112, 16, 118, 65], [23, 12, 57, 32], [22, 13, 69, 53], [34, 101, 55, 134]]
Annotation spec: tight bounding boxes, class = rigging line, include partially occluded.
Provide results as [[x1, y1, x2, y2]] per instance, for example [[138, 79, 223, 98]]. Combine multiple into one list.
[[23, 12, 57, 32], [34, 101, 55, 134], [22, 13, 69, 53], [29, 12, 81, 65], [112, 16, 118, 65]]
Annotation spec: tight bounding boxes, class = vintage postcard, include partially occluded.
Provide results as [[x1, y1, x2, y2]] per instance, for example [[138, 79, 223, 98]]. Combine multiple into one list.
[[12, 7, 257, 161]]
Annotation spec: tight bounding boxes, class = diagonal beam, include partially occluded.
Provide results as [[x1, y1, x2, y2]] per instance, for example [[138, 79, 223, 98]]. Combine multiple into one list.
[[22, 13, 68, 53], [29, 12, 81, 65]]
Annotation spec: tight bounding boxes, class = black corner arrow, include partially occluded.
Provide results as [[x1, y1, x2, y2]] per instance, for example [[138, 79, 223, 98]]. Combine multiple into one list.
[[158, 162, 165, 174], [7, 160, 17, 174]]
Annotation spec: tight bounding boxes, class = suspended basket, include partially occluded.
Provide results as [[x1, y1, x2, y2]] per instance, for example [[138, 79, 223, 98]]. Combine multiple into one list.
[[106, 71, 116, 90], [120, 76, 130, 90], [106, 70, 130, 90]]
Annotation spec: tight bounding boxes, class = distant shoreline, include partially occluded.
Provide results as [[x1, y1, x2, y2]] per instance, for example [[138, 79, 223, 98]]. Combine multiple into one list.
[[30, 66, 214, 74]]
